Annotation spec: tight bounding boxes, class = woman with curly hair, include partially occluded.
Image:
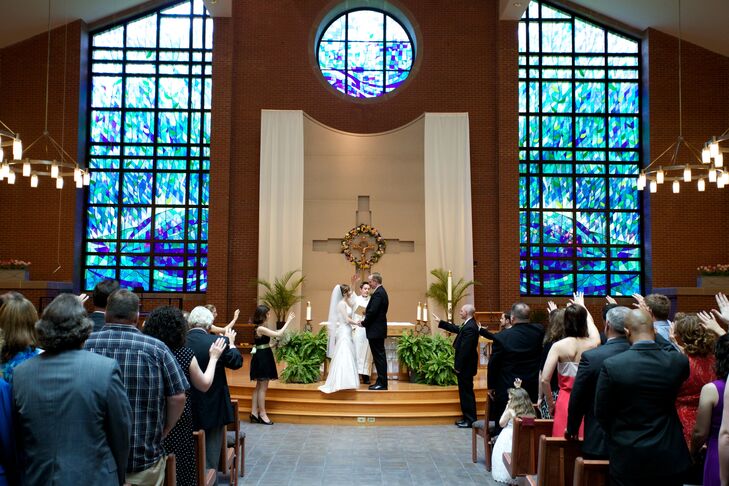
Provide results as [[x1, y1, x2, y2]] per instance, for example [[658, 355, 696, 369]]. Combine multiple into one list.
[[674, 313, 716, 447], [143, 306, 226, 486], [0, 294, 40, 385]]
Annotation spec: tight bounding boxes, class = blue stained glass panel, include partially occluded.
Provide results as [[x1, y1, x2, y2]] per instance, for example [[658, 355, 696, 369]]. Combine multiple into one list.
[[385, 71, 409, 91], [574, 82, 605, 113], [542, 212, 573, 245], [543, 273, 574, 294], [122, 173, 152, 204], [609, 117, 639, 148], [609, 212, 639, 245], [609, 178, 638, 209], [158, 112, 188, 143], [576, 177, 606, 209], [120, 268, 150, 289], [348, 10, 383, 41], [541, 82, 571, 112], [85, 268, 117, 289], [120, 255, 150, 267], [319, 41, 345, 69], [541, 23, 573, 52], [90, 172, 119, 204], [87, 207, 118, 239], [159, 78, 189, 109], [610, 273, 640, 296], [86, 255, 117, 266], [124, 111, 155, 143], [577, 273, 607, 295], [155, 208, 186, 240], [575, 117, 606, 147], [385, 42, 413, 70], [542, 116, 572, 147], [576, 211, 606, 244], [348, 42, 383, 70], [322, 17, 345, 41], [87, 242, 117, 253], [91, 111, 122, 143], [121, 207, 151, 240], [153, 269, 185, 291], [155, 173, 187, 204], [347, 71, 384, 98]]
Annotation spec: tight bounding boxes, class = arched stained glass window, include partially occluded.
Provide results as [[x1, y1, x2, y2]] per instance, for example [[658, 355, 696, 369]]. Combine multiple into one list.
[[519, 2, 643, 296], [317, 8, 414, 98], [83, 0, 212, 292]]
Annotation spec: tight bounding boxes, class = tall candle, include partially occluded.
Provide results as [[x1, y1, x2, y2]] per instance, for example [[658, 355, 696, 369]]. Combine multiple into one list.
[[306, 301, 312, 321], [423, 303, 429, 321], [417, 302, 422, 321], [447, 270, 453, 302]]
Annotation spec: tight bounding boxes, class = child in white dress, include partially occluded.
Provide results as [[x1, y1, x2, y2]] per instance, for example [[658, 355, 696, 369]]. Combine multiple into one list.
[[491, 379, 536, 484]]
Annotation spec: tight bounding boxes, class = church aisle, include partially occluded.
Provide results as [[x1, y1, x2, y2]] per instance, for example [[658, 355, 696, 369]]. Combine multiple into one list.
[[234, 422, 500, 485]]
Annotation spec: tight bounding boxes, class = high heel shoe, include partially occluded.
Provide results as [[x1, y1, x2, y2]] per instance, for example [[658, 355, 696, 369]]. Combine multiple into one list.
[[249, 413, 260, 423], [259, 417, 274, 425]]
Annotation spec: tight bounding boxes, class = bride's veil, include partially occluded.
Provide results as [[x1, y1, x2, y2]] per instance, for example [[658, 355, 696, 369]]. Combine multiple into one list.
[[327, 284, 343, 327]]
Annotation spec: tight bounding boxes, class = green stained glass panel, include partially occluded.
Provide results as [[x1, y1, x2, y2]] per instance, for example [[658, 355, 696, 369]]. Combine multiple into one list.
[[610, 212, 639, 245], [542, 116, 572, 147], [576, 211, 606, 244], [574, 82, 605, 113], [158, 112, 188, 143], [90, 172, 119, 204], [575, 117, 606, 147], [122, 172, 152, 204], [608, 82, 639, 114], [576, 177, 606, 209], [609, 117, 639, 148], [155, 173, 187, 204], [542, 177, 573, 209], [610, 178, 638, 209]]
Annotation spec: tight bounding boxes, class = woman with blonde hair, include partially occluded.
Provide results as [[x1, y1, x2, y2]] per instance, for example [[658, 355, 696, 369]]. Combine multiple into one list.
[[491, 379, 536, 484]]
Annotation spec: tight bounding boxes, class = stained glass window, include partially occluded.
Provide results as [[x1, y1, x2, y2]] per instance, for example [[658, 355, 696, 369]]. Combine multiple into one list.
[[83, 0, 211, 292], [317, 9, 414, 98], [519, 2, 642, 296]]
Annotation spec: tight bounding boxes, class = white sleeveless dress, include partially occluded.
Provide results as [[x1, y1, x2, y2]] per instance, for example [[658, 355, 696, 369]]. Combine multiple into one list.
[[491, 418, 517, 484], [318, 299, 359, 394]]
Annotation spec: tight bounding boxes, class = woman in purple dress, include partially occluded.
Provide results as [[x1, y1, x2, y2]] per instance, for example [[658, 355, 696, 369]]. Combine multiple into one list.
[[691, 333, 729, 486]]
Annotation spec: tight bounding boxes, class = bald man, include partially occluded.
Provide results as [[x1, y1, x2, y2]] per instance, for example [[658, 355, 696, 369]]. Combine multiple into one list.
[[595, 309, 690, 485], [436, 304, 480, 428]]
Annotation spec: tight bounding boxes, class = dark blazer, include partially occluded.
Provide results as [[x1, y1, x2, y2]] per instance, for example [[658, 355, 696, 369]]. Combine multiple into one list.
[[186, 328, 243, 430], [595, 341, 691, 480], [90, 311, 106, 333], [566, 336, 630, 457], [12, 350, 131, 486], [487, 322, 545, 403], [439, 318, 479, 376], [362, 285, 388, 340]]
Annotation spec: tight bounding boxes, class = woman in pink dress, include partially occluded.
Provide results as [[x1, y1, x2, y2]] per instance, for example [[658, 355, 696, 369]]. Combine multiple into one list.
[[541, 292, 601, 438]]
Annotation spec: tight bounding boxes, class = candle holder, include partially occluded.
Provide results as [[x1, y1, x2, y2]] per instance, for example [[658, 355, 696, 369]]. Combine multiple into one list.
[[447, 301, 453, 322], [304, 318, 312, 333]]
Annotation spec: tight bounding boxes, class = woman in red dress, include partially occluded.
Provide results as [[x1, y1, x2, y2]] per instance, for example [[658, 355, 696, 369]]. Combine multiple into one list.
[[674, 313, 716, 446]]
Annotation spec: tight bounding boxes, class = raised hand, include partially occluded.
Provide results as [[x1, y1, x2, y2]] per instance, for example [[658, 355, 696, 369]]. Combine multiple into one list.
[[699, 310, 727, 336], [632, 293, 650, 313], [432, 313, 441, 322], [570, 291, 585, 308], [716, 293, 729, 322], [77, 293, 90, 304], [232, 309, 240, 321], [605, 295, 617, 305], [546, 301, 558, 313], [286, 311, 295, 323], [209, 337, 226, 360], [224, 328, 237, 345]]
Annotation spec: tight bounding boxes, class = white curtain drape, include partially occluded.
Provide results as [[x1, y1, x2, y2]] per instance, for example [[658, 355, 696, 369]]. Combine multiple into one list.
[[424, 113, 475, 317], [258, 110, 304, 322]]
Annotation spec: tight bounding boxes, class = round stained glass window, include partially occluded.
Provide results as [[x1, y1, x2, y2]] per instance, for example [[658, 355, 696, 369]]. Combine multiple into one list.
[[317, 9, 415, 99]]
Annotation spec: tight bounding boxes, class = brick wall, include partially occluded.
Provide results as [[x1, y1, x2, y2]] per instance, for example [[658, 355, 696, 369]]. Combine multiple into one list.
[[1, 2, 728, 318]]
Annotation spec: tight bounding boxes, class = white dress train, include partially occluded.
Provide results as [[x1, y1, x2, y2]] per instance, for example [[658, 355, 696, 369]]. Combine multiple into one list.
[[491, 419, 517, 484], [319, 297, 359, 394]]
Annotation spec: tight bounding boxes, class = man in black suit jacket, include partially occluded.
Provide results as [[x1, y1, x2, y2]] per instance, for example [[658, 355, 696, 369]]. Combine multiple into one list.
[[565, 306, 631, 457], [362, 272, 389, 390], [89, 279, 120, 332], [595, 308, 690, 485], [437, 304, 480, 428], [487, 302, 544, 432], [187, 306, 243, 477]]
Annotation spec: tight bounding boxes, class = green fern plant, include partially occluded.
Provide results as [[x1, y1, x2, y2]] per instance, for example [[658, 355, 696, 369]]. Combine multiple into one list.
[[396, 331, 457, 386], [274, 328, 328, 384], [425, 268, 478, 319], [257, 270, 305, 324]]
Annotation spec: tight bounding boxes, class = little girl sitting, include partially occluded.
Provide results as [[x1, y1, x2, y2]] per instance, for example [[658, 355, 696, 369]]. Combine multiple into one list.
[[491, 378, 536, 484]]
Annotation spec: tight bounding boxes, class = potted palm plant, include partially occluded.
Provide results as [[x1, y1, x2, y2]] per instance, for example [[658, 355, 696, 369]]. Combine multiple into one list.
[[257, 270, 305, 329], [425, 268, 478, 321]]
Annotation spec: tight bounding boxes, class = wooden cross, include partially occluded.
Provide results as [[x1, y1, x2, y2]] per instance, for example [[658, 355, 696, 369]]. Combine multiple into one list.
[[313, 195, 414, 275]]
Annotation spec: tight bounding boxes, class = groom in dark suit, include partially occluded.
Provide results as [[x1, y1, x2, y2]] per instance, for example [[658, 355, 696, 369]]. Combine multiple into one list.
[[437, 304, 480, 428], [362, 272, 389, 390]]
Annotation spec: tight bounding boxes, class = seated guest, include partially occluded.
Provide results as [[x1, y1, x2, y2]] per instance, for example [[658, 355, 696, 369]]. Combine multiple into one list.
[[596, 308, 691, 485], [491, 379, 535, 484], [85, 289, 188, 485], [692, 334, 729, 486], [13, 294, 131, 485], [0, 295, 40, 384], [565, 306, 630, 457], [488, 302, 544, 433], [143, 306, 227, 486], [187, 306, 242, 477], [538, 303, 565, 419], [674, 313, 716, 447], [541, 292, 600, 437], [89, 279, 120, 333]]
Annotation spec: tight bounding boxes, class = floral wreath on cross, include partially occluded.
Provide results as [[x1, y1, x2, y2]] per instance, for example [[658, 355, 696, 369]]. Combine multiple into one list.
[[341, 224, 387, 270]]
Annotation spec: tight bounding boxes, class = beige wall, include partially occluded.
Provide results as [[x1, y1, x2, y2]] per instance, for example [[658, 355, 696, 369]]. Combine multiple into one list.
[[302, 116, 426, 327]]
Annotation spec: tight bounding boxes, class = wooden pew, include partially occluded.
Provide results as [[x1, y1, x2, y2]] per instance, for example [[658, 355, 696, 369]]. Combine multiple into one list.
[[524, 435, 584, 486], [194, 430, 217, 486], [573, 457, 609, 486], [502, 417, 554, 479]]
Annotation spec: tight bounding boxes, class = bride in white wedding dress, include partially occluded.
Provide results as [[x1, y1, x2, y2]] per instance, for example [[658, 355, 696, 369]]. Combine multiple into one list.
[[318, 284, 359, 394]]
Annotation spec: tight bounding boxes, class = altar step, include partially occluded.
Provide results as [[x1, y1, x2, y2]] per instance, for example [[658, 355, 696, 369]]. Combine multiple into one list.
[[229, 381, 488, 426]]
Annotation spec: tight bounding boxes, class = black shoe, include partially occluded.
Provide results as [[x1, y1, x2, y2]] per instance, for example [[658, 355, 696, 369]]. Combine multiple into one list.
[[249, 414, 260, 423], [260, 417, 274, 425], [456, 419, 473, 429], [368, 383, 387, 390], [362, 375, 371, 385]]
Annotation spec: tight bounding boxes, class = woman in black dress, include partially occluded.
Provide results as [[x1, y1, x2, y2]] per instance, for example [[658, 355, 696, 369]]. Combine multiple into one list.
[[144, 307, 227, 485], [250, 305, 293, 425]]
